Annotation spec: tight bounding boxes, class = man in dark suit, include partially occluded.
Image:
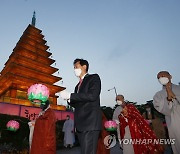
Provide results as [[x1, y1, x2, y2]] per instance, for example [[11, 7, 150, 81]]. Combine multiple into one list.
[[60, 58, 102, 154]]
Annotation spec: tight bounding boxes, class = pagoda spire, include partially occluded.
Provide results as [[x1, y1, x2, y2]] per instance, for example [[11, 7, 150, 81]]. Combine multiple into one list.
[[31, 11, 36, 26]]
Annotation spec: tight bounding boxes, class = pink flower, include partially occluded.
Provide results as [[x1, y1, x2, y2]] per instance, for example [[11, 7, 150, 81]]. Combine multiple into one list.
[[28, 84, 49, 97], [6, 120, 20, 130], [104, 120, 117, 129]]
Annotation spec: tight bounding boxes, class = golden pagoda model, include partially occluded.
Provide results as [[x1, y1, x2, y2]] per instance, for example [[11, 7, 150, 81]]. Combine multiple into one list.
[[0, 12, 65, 110]]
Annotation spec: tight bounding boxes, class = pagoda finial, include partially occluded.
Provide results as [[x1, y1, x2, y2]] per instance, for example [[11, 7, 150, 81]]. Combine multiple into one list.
[[31, 11, 36, 26]]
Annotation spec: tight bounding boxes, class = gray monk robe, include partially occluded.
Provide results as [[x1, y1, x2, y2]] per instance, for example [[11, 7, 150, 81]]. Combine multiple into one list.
[[113, 106, 134, 154], [112, 106, 123, 140], [63, 119, 75, 146], [153, 84, 180, 154]]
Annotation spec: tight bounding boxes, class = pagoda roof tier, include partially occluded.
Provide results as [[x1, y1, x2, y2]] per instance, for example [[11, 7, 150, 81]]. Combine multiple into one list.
[[19, 35, 50, 52], [2, 54, 58, 75], [1, 63, 61, 84], [16, 40, 49, 53], [22, 32, 47, 44], [22, 30, 45, 42], [14, 38, 52, 58], [0, 73, 65, 96], [19, 34, 50, 50], [12, 46, 55, 65], [24, 24, 43, 37]]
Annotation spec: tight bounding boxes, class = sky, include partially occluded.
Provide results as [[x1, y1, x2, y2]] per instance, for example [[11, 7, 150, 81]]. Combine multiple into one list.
[[0, 0, 180, 107]]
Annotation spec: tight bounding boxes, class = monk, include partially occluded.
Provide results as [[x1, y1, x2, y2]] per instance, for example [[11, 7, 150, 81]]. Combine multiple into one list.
[[153, 71, 180, 154], [62, 115, 75, 148], [117, 95, 163, 154], [30, 100, 56, 154]]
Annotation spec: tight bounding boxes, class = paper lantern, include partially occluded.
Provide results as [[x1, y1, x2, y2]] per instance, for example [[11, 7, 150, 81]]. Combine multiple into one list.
[[28, 84, 49, 104], [104, 120, 117, 131], [6, 120, 20, 132]]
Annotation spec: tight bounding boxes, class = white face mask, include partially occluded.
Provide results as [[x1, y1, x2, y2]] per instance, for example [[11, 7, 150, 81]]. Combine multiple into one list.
[[74, 68, 82, 77], [117, 100, 123, 105], [158, 77, 169, 85]]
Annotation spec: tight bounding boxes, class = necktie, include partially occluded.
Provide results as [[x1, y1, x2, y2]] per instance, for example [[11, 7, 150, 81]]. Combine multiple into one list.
[[77, 79, 83, 92]]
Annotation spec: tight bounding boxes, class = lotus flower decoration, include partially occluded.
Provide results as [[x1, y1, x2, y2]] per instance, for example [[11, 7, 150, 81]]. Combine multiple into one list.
[[28, 84, 49, 105], [104, 120, 117, 131], [6, 120, 20, 132]]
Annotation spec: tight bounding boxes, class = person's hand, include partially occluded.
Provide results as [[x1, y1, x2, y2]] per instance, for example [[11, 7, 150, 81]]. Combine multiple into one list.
[[166, 83, 176, 101], [115, 120, 120, 124], [28, 121, 35, 127], [60, 90, 71, 100]]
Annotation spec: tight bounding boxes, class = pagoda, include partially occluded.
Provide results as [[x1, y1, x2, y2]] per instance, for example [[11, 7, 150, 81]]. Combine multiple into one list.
[[0, 12, 65, 110]]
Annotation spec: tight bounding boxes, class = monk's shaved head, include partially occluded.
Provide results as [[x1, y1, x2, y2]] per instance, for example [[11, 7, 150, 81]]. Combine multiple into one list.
[[116, 95, 124, 101], [157, 71, 171, 79]]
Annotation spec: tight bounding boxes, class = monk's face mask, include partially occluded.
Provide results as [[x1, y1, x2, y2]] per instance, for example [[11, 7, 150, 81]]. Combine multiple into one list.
[[158, 77, 169, 85]]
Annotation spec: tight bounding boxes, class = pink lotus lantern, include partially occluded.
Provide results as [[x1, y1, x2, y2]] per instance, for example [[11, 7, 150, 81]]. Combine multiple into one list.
[[104, 120, 117, 131], [6, 120, 20, 132], [27, 84, 49, 105]]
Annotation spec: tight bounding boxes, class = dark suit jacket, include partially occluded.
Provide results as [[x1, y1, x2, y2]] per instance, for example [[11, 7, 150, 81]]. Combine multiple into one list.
[[70, 74, 102, 131]]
